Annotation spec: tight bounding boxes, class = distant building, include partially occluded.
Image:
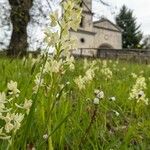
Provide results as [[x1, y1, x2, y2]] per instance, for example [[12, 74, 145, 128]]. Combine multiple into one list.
[[70, 0, 122, 56]]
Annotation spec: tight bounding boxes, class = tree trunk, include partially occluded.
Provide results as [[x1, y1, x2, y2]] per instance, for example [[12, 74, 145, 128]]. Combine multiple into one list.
[[8, 0, 33, 56]]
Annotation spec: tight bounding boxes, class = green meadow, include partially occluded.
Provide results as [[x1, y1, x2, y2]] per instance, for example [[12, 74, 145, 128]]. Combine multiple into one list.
[[0, 56, 150, 149]]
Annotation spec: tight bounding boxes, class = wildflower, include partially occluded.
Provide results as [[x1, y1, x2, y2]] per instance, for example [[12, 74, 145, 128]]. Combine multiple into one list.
[[7, 80, 20, 97], [50, 10, 59, 27], [122, 67, 126, 71], [93, 89, 104, 104], [101, 67, 112, 80], [116, 60, 119, 64], [15, 99, 32, 114], [75, 66, 97, 90], [140, 70, 144, 74], [34, 75, 43, 86], [13, 113, 24, 131], [5, 122, 14, 133], [75, 61, 97, 90], [31, 58, 39, 67], [93, 98, 100, 105], [74, 75, 85, 90], [51, 59, 63, 73], [102, 60, 107, 67], [43, 134, 48, 139], [112, 110, 119, 116], [109, 96, 116, 101], [131, 73, 137, 78], [101, 60, 112, 80], [137, 90, 144, 98], [44, 30, 59, 47], [113, 64, 116, 68], [0, 92, 6, 104], [33, 73, 44, 93], [129, 76, 148, 105], [94, 89, 100, 95], [3, 113, 24, 133], [84, 68, 95, 81], [66, 56, 75, 70], [96, 91, 104, 99], [43, 61, 51, 74], [23, 99, 32, 114], [109, 60, 112, 63], [0, 135, 11, 140]]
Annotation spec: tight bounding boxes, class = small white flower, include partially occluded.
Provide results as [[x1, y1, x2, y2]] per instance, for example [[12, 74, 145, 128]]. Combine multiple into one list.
[[140, 70, 144, 74], [51, 59, 63, 73], [113, 110, 119, 116], [109, 60, 112, 63], [131, 73, 137, 79], [74, 75, 85, 90], [66, 82, 70, 85], [0, 92, 6, 104], [15, 99, 32, 114], [7, 80, 20, 96], [43, 134, 48, 139], [13, 113, 24, 131], [5, 122, 14, 133], [93, 98, 99, 105], [97, 91, 104, 99], [109, 97, 116, 101], [137, 90, 144, 98], [122, 67, 126, 71], [101, 67, 112, 80], [94, 89, 100, 95]]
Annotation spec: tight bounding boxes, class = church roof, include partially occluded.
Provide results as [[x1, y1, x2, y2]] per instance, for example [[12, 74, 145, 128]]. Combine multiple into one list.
[[82, 0, 93, 14], [94, 18, 123, 33]]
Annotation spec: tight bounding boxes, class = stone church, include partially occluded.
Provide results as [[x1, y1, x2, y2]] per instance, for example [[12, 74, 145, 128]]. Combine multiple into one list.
[[70, 0, 122, 56]]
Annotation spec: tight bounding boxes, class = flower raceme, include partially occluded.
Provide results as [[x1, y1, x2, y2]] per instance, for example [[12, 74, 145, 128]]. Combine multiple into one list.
[[2, 0, 82, 148], [44, 0, 82, 56], [0, 81, 32, 140], [74, 62, 97, 90], [129, 76, 148, 105], [31, 1, 82, 149], [101, 61, 112, 80], [7, 80, 20, 97]]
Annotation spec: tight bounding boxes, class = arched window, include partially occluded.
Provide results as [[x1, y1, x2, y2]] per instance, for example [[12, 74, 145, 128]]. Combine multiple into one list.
[[97, 43, 113, 57], [99, 43, 113, 49]]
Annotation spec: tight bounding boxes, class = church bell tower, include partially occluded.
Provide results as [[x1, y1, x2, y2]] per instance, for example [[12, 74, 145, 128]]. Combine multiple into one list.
[[80, 0, 93, 31]]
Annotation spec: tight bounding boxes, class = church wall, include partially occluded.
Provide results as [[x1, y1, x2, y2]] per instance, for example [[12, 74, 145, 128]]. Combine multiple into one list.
[[94, 21, 119, 31], [70, 30, 97, 56], [94, 27, 122, 49], [80, 13, 93, 31], [70, 31, 94, 48]]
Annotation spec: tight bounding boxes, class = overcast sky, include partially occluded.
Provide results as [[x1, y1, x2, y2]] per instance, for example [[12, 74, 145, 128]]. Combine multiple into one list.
[[93, 0, 150, 35]]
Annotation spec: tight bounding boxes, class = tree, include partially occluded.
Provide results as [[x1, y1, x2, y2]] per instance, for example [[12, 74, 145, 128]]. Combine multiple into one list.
[[8, 0, 33, 56], [116, 5, 143, 49]]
